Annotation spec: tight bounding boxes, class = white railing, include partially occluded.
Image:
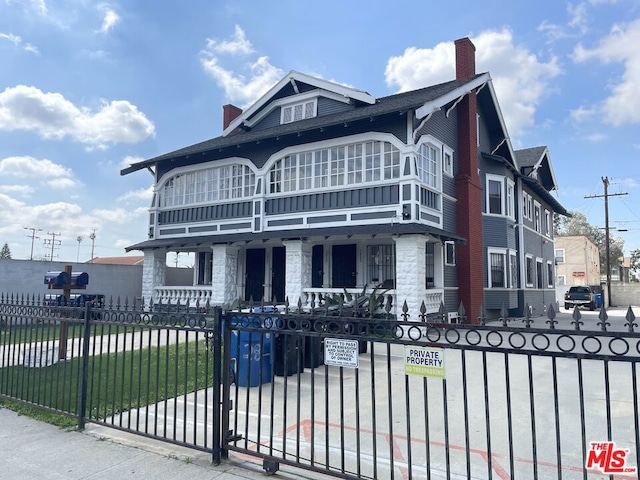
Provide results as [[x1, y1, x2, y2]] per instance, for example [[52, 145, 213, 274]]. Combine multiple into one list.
[[154, 286, 213, 306], [302, 287, 397, 315], [424, 289, 445, 314]]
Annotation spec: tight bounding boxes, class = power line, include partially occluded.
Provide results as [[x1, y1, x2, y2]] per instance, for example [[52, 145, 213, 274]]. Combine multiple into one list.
[[43, 232, 62, 262], [585, 176, 628, 307]]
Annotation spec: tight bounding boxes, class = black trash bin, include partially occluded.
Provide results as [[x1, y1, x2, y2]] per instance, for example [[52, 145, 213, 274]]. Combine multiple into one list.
[[304, 336, 323, 368], [274, 333, 304, 376]]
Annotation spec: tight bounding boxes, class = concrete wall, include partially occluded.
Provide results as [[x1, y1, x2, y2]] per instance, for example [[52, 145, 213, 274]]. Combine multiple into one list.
[[0, 259, 143, 302], [611, 283, 640, 308]]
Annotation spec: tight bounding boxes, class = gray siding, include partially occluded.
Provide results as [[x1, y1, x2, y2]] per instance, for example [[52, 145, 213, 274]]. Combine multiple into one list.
[[442, 196, 457, 233], [158, 202, 253, 225], [265, 185, 399, 215]]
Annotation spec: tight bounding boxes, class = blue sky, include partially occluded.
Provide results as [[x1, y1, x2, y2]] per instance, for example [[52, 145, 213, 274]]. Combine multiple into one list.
[[1, 0, 639, 265]]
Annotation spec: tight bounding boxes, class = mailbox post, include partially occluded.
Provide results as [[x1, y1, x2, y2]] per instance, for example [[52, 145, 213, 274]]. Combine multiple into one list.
[[44, 265, 89, 360]]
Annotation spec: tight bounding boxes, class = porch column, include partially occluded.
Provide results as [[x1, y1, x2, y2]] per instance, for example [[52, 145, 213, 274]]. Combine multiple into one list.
[[393, 235, 426, 321], [142, 249, 166, 303], [211, 244, 239, 305], [282, 240, 312, 307]]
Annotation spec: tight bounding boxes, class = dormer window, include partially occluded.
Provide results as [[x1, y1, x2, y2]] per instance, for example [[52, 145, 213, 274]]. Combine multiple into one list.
[[281, 99, 317, 124]]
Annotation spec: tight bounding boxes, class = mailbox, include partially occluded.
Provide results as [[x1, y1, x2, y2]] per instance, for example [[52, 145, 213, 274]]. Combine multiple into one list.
[[44, 271, 69, 286], [71, 272, 89, 287]]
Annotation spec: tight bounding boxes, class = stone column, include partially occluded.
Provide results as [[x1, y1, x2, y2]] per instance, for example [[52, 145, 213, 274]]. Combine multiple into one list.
[[282, 240, 312, 308], [211, 244, 239, 306], [393, 235, 426, 321], [142, 249, 166, 304]]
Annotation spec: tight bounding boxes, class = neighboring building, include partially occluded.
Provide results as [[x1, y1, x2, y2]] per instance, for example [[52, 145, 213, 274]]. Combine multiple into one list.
[[554, 235, 601, 287], [88, 256, 145, 266], [121, 37, 567, 322]]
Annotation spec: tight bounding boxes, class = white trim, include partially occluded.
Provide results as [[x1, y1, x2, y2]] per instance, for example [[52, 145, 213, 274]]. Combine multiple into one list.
[[155, 157, 257, 190], [415, 74, 489, 119], [443, 145, 454, 177], [485, 173, 514, 218], [444, 241, 456, 266], [546, 261, 554, 288], [223, 71, 375, 136], [525, 254, 534, 287]]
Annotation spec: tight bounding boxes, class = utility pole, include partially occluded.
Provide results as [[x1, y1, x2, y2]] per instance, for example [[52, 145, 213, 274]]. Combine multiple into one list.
[[24, 226, 42, 260], [585, 177, 628, 307], [76, 235, 83, 262], [89, 229, 96, 262], [43, 232, 62, 262]]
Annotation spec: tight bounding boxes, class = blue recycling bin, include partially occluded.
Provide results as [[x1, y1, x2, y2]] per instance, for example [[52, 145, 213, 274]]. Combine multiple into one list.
[[230, 329, 272, 387], [594, 293, 603, 308]]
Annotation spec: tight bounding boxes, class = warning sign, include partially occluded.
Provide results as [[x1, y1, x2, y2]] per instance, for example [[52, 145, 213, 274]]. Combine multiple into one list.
[[324, 338, 359, 368], [405, 346, 445, 378]]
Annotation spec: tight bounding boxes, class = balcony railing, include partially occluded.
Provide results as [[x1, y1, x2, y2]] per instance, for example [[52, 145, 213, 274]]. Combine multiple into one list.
[[154, 286, 213, 306]]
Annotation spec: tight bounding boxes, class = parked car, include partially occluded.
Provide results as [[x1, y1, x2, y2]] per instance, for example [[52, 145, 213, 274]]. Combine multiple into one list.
[[564, 286, 596, 311]]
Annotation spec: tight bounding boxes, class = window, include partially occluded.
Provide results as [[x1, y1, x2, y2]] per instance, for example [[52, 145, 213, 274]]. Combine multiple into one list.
[[547, 262, 554, 287], [534, 202, 541, 232], [488, 248, 518, 288], [416, 143, 439, 188], [425, 243, 435, 288], [555, 249, 565, 264], [523, 192, 533, 220], [197, 252, 213, 285], [557, 275, 566, 286], [485, 175, 515, 217], [268, 140, 400, 193], [443, 148, 454, 176], [526, 255, 534, 286], [367, 245, 395, 285], [162, 164, 255, 207], [536, 259, 544, 289], [281, 99, 317, 124], [445, 241, 456, 266], [544, 209, 551, 236]]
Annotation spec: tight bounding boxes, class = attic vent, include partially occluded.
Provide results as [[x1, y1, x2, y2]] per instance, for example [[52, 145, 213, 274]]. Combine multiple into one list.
[[281, 99, 317, 124]]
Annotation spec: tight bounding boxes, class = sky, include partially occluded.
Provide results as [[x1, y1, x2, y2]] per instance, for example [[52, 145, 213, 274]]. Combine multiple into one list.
[[1, 0, 639, 266]]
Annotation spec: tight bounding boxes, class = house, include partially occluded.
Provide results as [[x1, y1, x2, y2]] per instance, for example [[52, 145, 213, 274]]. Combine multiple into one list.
[[121, 37, 567, 323], [554, 235, 601, 287]]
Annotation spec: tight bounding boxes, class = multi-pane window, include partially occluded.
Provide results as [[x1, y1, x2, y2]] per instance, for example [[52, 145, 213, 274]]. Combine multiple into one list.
[[523, 192, 533, 220], [281, 100, 316, 124], [445, 241, 456, 266], [269, 140, 400, 193], [534, 202, 541, 232], [486, 174, 515, 217], [417, 144, 438, 188], [443, 150, 453, 176], [367, 245, 395, 286], [488, 178, 503, 214], [161, 164, 255, 207], [555, 249, 565, 264], [490, 252, 506, 287]]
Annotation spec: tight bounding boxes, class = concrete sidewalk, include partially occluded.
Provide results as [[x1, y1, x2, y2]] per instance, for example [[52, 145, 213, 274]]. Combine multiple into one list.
[[0, 408, 328, 480]]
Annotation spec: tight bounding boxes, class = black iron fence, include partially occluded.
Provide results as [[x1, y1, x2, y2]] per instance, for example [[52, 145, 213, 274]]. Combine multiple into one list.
[[1, 293, 639, 479]]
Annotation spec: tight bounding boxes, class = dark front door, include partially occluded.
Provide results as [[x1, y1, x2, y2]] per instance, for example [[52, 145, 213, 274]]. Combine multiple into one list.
[[332, 244, 356, 288], [312, 245, 324, 288], [272, 246, 285, 303], [245, 248, 265, 302]]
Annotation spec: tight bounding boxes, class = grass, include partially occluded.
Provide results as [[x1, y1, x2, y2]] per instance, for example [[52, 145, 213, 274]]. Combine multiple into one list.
[[0, 319, 84, 343], [0, 326, 217, 423], [0, 398, 77, 428]]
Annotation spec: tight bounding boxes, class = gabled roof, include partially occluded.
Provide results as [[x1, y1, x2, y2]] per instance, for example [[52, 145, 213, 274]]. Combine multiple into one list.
[[223, 70, 376, 136], [121, 73, 489, 176], [515, 146, 559, 192]]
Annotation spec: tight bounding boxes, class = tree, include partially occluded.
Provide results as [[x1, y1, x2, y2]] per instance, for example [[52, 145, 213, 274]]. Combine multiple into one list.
[[0, 242, 11, 259], [555, 210, 624, 274], [630, 249, 640, 282]]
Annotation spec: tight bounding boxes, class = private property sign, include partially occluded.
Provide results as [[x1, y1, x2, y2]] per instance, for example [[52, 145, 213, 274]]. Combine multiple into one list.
[[405, 346, 445, 378]]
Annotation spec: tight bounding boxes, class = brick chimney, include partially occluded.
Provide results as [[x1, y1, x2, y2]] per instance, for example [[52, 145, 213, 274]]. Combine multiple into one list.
[[223, 104, 243, 130], [454, 37, 484, 323]]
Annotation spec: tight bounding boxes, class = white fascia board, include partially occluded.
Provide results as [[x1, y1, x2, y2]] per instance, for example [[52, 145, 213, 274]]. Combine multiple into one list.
[[532, 147, 560, 191], [415, 73, 490, 119], [482, 79, 518, 172], [223, 70, 375, 137]]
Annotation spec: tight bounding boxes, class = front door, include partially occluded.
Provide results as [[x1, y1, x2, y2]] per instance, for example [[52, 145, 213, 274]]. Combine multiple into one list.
[[272, 246, 285, 303], [332, 244, 356, 288], [245, 248, 265, 302]]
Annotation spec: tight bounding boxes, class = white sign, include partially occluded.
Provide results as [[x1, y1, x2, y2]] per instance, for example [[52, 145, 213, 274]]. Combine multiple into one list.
[[405, 346, 445, 378], [324, 338, 359, 368]]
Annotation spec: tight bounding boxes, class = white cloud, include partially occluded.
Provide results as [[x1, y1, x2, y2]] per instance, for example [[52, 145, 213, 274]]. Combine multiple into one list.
[[48, 177, 79, 189], [92, 207, 146, 223], [0, 32, 39, 54], [118, 185, 153, 202], [384, 29, 562, 139], [572, 18, 640, 126], [119, 155, 144, 169], [0, 184, 34, 196], [99, 7, 120, 34], [200, 27, 283, 107], [568, 3, 589, 32], [0, 155, 72, 179], [5, 0, 47, 16], [585, 132, 607, 142], [0, 85, 155, 146], [205, 25, 254, 56]]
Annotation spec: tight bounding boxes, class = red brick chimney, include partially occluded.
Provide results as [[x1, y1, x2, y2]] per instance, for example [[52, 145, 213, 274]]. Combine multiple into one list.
[[223, 104, 243, 130], [454, 37, 484, 323]]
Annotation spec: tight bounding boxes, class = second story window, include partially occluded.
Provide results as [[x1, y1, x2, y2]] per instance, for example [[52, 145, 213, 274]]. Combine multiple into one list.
[[281, 99, 317, 124], [485, 174, 515, 218], [417, 144, 438, 188]]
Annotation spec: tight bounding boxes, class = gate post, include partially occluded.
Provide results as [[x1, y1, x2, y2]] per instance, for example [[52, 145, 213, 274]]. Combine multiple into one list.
[[211, 306, 224, 464], [78, 300, 93, 430]]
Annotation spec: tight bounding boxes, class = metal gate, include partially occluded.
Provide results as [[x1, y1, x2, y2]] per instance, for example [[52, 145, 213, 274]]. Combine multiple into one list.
[[219, 305, 640, 479]]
